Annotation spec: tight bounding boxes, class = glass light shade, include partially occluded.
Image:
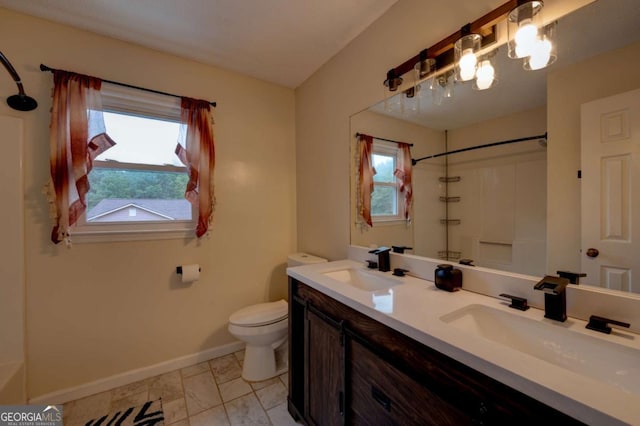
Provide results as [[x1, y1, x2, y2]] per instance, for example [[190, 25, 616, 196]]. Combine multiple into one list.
[[405, 85, 421, 112], [432, 72, 454, 106], [454, 33, 481, 82], [473, 59, 497, 90], [508, 1, 543, 59], [414, 57, 436, 79], [524, 22, 557, 70], [384, 91, 403, 112]]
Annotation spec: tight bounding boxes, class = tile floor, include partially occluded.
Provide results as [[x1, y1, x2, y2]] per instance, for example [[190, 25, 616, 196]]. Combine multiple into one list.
[[62, 350, 299, 425]]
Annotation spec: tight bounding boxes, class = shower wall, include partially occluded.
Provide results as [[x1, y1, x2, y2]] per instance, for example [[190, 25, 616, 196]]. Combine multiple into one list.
[[446, 107, 547, 276], [0, 115, 25, 403]]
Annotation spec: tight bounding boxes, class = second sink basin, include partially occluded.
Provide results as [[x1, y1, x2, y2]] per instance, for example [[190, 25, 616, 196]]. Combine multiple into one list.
[[440, 304, 640, 395], [323, 268, 402, 292]]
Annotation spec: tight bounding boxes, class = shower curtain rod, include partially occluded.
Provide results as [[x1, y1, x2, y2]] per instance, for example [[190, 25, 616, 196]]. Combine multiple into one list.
[[411, 132, 547, 166], [39, 64, 217, 108], [355, 132, 414, 147]]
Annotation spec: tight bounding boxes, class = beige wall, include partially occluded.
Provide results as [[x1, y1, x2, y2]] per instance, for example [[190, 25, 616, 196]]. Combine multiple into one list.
[[547, 40, 640, 274], [0, 8, 296, 398]]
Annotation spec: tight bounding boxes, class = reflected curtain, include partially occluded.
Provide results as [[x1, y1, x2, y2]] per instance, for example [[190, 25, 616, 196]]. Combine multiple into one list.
[[175, 97, 216, 238], [357, 134, 376, 227], [47, 70, 116, 244], [394, 143, 413, 221]]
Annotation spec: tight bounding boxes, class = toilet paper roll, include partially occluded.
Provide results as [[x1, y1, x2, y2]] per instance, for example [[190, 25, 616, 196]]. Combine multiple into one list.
[[180, 264, 200, 283]]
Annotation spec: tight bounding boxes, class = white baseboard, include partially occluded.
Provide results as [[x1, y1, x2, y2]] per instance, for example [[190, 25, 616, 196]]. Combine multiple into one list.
[[29, 341, 245, 405]]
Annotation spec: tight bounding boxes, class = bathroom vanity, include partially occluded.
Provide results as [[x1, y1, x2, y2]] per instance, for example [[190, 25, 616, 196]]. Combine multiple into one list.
[[287, 258, 640, 425]]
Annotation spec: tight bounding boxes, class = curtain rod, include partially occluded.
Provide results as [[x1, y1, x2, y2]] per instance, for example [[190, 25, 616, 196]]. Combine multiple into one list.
[[356, 132, 414, 147], [39, 64, 216, 108], [411, 132, 547, 166]]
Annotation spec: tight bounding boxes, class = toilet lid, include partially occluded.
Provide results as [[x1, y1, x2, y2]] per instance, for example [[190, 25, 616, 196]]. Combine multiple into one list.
[[229, 299, 288, 327]]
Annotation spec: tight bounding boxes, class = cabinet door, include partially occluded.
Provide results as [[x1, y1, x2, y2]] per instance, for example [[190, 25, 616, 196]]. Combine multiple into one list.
[[288, 292, 306, 421], [348, 338, 471, 426], [307, 307, 344, 426]]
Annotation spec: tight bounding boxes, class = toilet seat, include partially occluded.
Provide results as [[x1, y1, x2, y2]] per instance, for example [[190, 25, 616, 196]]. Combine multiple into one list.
[[229, 299, 287, 327]]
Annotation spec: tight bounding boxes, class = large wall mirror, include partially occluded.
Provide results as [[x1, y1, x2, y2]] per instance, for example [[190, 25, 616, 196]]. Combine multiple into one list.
[[350, 0, 640, 293]]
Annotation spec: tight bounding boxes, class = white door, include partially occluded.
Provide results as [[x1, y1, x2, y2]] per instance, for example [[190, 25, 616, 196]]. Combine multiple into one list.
[[581, 88, 640, 292]]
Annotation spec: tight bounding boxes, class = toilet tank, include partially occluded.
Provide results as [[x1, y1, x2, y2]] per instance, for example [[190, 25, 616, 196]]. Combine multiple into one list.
[[287, 253, 327, 267]]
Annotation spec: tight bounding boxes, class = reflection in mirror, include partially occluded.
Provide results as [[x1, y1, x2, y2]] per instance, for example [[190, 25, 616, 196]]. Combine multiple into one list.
[[350, 0, 640, 292]]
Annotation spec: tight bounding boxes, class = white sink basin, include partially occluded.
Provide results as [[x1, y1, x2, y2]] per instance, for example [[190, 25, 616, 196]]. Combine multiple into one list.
[[440, 304, 640, 395], [323, 268, 402, 292]]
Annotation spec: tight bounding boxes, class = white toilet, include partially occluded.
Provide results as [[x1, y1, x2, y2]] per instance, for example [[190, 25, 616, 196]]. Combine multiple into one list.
[[228, 253, 327, 382]]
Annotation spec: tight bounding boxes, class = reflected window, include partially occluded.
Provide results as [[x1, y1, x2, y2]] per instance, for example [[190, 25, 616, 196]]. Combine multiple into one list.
[[371, 140, 404, 222]]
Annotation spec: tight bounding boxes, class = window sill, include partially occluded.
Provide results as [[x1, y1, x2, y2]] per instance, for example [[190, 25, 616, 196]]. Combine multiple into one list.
[[372, 219, 409, 227], [69, 228, 194, 244]]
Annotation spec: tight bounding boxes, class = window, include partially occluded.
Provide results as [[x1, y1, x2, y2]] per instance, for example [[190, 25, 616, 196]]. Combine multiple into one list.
[[71, 83, 195, 242], [371, 140, 404, 222]]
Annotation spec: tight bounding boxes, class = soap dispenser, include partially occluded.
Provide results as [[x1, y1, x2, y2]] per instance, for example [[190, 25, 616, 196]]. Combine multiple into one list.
[[435, 264, 462, 292]]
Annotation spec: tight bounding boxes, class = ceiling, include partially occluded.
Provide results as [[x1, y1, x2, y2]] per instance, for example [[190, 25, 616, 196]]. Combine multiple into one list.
[[370, 0, 640, 130], [0, 0, 398, 88]]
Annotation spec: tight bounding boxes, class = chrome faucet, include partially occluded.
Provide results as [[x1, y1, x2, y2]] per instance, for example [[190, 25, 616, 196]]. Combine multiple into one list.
[[368, 246, 391, 272], [534, 276, 569, 322]]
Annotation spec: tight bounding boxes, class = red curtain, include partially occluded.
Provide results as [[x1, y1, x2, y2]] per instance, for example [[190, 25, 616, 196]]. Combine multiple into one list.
[[394, 143, 413, 221], [358, 134, 375, 227], [47, 70, 115, 244], [175, 97, 216, 238]]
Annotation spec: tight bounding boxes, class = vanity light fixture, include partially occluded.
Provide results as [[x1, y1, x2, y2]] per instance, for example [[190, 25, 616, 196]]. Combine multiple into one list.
[[382, 0, 558, 98], [508, 0, 557, 70], [473, 53, 497, 90], [507, 0, 543, 59], [432, 71, 454, 106], [414, 49, 436, 79], [384, 68, 403, 91], [404, 85, 421, 112], [411, 50, 434, 111], [454, 24, 482, 82], [524, 21, 557, 70]]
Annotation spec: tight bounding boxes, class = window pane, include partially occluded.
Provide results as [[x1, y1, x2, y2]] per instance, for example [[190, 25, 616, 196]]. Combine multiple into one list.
[[100, 112, 182, 167], [371, 186, 397, 216], [372, 154, 395, 182], [86, 168, 191, 223]]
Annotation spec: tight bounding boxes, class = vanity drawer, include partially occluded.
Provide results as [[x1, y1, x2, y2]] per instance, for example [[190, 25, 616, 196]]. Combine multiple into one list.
[[348, 338, 471, 425]]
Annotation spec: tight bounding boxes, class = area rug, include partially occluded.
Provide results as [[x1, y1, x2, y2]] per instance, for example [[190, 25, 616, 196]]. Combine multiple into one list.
[[84, 399, 164, 426]]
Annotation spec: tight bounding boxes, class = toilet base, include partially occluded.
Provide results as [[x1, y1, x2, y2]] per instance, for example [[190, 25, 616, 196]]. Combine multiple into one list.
[[241, 341, 288, 382]]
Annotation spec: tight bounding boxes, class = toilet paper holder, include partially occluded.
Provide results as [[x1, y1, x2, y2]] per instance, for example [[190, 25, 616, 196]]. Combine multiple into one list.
[[176, 266, 201, 274]]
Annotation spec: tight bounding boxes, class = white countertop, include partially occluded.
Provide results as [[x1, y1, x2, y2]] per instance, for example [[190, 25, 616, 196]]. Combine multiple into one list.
[[288, 259, 640, 426]]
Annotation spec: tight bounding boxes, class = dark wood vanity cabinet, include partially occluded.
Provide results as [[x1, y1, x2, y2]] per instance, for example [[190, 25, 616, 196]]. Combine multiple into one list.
[[288, 277, 585, 426], [306, 309, 344, 426], [348, 338, 469, 425]]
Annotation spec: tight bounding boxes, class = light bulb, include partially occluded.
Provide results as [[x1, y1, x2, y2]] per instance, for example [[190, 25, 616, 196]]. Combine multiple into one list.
[[459, 48, 477, 81], [528, 38, 552, 70], [475, 60, 495, 90], [514, 19, 538, 57]]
